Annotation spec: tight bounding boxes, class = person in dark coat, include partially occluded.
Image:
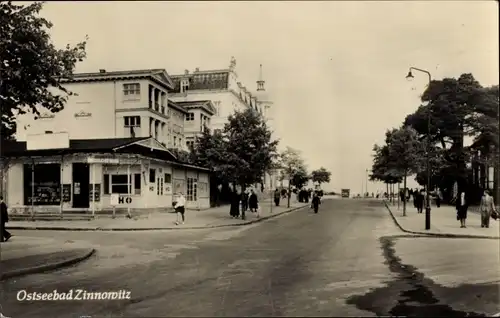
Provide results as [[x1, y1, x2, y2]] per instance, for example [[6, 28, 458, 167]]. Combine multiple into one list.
[[415, 189, 424, 213], [241, 189, 249, 216], [274, 189, 281, 206], [229, 188, 240, 219], [456, 190, 469, 228], [1, 196, 12, 242], [312, 191, 321, 213], [249, 189, 258, 215]]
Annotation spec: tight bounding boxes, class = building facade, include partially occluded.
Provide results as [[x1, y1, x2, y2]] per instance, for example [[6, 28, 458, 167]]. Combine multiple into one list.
[[175, 100, 216, 148], [16, 69, 187, 151], [169, 57, 264, 136], [5, 69, 212, 215]]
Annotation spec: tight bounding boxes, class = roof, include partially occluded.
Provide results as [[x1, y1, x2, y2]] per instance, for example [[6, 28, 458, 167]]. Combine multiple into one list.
[[170, 71, 229, 93], [62, 69, 175, 90], [0, 137, 210, 171], [1, 137, 148, 157], [167, 100, 188, 114], [175, 100, 216, 115]]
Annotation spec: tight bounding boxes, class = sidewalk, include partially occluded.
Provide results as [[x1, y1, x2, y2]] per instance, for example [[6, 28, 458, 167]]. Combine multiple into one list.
[[385, 201, 500, 239], [6, 198, 311, 231], [0, 236, 95, 280]]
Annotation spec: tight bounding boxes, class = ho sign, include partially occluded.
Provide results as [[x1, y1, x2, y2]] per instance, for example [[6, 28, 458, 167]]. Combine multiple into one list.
[[110, 194, 132, 205]]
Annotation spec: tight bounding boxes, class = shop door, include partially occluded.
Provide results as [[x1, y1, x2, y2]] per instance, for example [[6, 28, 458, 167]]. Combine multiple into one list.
[[72, 163, 90, 208]]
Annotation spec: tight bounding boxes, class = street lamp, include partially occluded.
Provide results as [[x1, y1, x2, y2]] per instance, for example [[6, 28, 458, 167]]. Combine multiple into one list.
[[406, 66, 432, 230]]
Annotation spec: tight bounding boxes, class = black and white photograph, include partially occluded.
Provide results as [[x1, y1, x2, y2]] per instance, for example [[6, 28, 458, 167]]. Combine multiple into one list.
[[0, 1, 499, 317]]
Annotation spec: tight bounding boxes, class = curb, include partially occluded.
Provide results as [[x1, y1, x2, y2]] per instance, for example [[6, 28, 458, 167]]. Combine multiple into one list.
[[0, 248, 96, 281], [7, 204, 311, 232], [383, 201, 499, 240]]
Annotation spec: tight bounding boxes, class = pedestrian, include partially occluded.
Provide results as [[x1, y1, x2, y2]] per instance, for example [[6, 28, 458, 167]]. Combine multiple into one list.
[[479, 189, 497, 228], [1, 196, 12, 242], [241, 189, 249, 215], [412, 189, 418, 208], [456, 190, 468, 228], [274, 188, 281, 207], [248, 189, 258, 217], [435, 188, 442, 208], [415, 189, 425, 213], [173, 192, 186, 225], [229, 187, 240, 219], [311, 191, 321, 213]]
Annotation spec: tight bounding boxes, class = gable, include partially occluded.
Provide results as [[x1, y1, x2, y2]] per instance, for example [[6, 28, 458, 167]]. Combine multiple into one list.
[[154, 70, 175, 90], [136, 137, 168, 151]]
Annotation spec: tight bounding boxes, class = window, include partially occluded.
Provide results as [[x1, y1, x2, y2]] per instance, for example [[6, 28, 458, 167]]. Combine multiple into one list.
[[164, 173, 172, 184], [180, 79, 189, 93], [149, 169, 156, 183], [23, 163, 61, 205], [157, 177, 164, 195], [124, 116, 141, 127], [187, 178, 197, 201], [174, 136, 177, 147], [123, 83, 140, 97], [186, 113, 195, 121], [186, 141, 193, 149], [103, 174, 141, 194], [134, 173, 141, 195]]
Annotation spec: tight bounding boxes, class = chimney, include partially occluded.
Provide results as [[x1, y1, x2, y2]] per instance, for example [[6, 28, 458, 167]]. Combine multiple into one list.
[[184, 69, 189, 75], [194, 67, 200, 72], [99, 69, 106, 73]]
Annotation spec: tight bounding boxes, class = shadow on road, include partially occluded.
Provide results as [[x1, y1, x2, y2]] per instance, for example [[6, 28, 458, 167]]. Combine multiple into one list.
[[346, 234, 496, 317]]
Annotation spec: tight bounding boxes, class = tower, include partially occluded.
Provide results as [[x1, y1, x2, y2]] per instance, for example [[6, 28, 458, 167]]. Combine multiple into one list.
[[257, 64, 265, 91]]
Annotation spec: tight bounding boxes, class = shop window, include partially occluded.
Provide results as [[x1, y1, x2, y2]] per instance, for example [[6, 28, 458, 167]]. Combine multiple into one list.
[[149, 169, 156, 183], [103, 173, 141, 194], [187, 177, 197, 201], [23, 163, 61, 205]]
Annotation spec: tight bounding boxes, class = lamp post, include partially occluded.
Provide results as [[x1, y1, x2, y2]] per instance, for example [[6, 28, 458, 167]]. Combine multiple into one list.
[[406, 67, 432, 230], [365, 169, 370, 196]]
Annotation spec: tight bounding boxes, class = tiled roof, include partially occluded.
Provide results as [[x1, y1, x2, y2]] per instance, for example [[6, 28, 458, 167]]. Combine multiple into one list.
[[170, 71, 229, 93], [63, 69, 175, 90], [1, 137, 148, 157]]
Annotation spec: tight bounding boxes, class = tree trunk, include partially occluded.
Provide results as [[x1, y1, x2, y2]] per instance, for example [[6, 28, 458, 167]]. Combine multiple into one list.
[[386, 183, 389, 200], [397, 182, 400, 210], [403, 170, 407, 216], [287, 178, 291, 208]]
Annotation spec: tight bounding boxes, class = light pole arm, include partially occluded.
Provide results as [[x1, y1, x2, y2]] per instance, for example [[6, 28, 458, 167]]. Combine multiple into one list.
[[409, 67, 432, 84]]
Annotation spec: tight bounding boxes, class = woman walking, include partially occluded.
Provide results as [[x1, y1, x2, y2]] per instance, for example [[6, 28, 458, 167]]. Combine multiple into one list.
[[479, 189, 497, 228], [456, 190, 468, 228]]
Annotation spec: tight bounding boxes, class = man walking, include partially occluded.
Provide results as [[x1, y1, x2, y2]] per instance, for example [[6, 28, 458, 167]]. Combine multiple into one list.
[[1, 196, 12, 242], [174, 192, 186, 225], [274, 188, 281, 207]]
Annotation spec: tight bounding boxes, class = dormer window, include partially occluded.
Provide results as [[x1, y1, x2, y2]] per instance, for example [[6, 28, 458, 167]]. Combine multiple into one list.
[[180, 79, 190, 93]]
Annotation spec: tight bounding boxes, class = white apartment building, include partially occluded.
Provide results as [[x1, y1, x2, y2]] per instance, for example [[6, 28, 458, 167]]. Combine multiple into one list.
[[169, 57, 265, 138], [169, 58, 279, 192], [16, 69, 187, 151]]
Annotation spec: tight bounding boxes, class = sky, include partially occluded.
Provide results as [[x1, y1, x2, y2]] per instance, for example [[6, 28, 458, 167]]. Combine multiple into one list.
[[39, 1, 499, 194]]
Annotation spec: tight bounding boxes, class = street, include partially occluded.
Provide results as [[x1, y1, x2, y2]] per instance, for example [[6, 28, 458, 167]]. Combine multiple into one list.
[[1, 199, 499, 317]]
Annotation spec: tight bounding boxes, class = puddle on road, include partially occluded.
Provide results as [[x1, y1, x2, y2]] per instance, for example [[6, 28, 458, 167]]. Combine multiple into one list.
[[346, 235, 496, 317]]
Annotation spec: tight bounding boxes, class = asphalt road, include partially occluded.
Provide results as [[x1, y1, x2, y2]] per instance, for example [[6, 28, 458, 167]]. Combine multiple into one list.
[[0, 199, 498, 317]]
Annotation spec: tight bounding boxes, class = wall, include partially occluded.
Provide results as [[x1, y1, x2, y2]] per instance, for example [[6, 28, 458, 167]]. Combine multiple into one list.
[[167, 107, 185, 150], [16, 82, 118, 141]]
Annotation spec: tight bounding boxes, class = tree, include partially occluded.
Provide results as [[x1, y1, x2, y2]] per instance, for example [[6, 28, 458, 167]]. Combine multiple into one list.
[[190, 128, 228, 179], [311, 167, 331, 187], [403, 73, 494, 186], [223, 108, 279, 190], [370, 143, 402, 202], [0, 2, 88, 141], [291, 165, 310, 189], [279, 147, 307, 208], [385, 127, 423, 215]]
